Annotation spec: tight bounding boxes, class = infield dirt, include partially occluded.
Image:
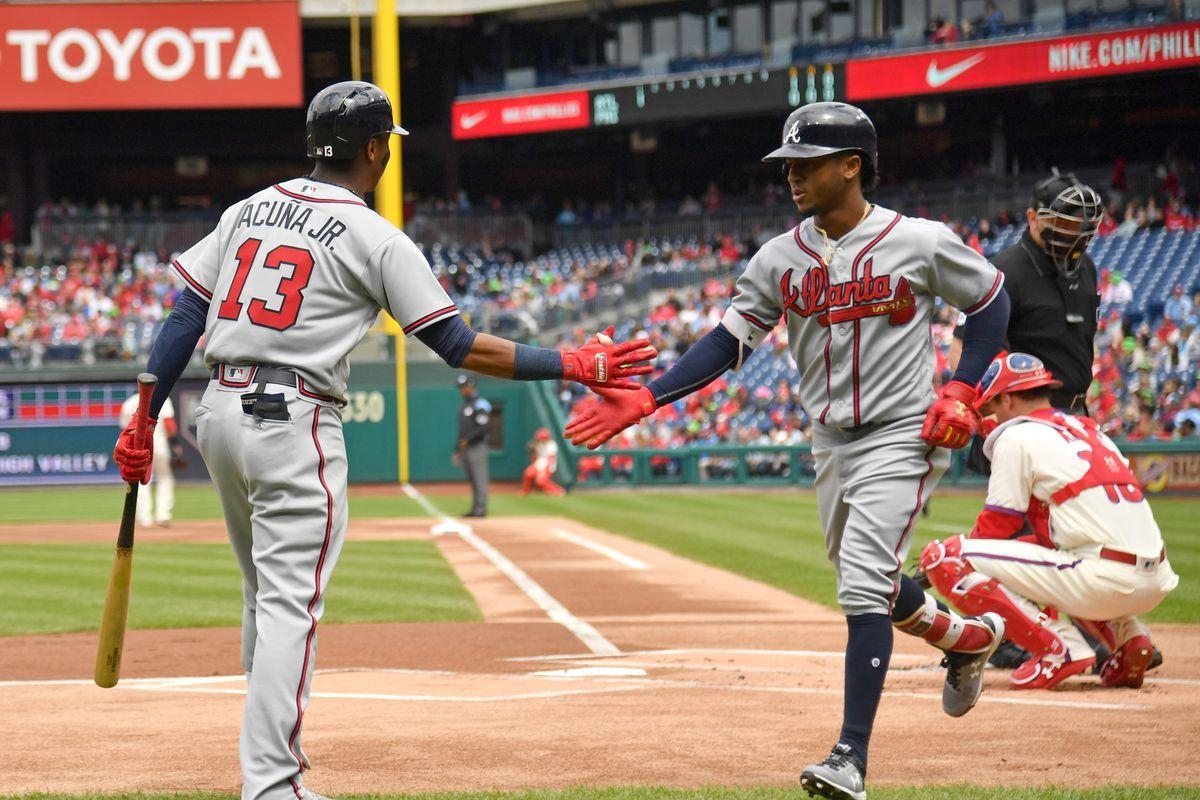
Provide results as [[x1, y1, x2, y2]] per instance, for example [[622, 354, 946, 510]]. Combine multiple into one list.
[[1, 515, 1195, 795]]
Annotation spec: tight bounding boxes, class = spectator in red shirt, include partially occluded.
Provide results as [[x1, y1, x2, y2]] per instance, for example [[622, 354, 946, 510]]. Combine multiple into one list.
[[1164, 198, 1193, 232]]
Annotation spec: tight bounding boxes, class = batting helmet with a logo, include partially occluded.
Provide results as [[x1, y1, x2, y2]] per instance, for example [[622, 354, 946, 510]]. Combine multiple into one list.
[[306, 81, 407, 160], [762, 102, 877, 168]]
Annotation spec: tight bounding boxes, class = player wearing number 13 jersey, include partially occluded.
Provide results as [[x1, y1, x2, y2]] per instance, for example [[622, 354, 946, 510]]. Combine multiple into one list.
[[173, 174, 448, 401], [111, 81, 656, 800]]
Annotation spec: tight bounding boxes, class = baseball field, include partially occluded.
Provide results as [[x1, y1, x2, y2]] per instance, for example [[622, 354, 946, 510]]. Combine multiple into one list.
[[1, 483, 1197, 800]]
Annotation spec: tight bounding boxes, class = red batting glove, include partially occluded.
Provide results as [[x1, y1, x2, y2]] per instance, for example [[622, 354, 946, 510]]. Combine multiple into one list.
[[113, 417, 157, 485], [561, 325, 657, 390], [920, 380, 977, 449], [565, 385, 657, 450]]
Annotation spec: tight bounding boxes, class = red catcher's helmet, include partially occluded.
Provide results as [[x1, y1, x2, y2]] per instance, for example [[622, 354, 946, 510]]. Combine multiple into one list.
[[974, 352, 1062, 411], [535, 428, 551, 440]]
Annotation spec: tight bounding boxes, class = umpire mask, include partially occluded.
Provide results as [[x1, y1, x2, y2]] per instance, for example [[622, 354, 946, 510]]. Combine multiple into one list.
[[1032, 175, 1103, 277]]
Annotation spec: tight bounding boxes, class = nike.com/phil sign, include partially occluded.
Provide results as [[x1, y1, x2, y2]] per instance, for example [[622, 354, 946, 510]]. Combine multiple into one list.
[[452, 91, 590, 140], [0, 1, 301, 110], [847, 22, 1200, 101]]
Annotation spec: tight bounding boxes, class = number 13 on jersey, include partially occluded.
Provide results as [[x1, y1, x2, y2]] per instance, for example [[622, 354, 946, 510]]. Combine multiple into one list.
[[217, 238, 315, 331]]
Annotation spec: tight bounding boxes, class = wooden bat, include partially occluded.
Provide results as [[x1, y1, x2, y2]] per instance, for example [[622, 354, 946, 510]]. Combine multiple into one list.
[[94, 372, 157, 688]]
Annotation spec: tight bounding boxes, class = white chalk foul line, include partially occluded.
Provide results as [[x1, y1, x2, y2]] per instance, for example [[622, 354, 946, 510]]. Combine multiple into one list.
[[550, 526, 649, 570], [402, 483, 620, 657]]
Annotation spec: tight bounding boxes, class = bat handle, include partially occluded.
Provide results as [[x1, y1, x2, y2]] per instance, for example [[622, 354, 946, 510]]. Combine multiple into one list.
[[132, 372, 158, 451]]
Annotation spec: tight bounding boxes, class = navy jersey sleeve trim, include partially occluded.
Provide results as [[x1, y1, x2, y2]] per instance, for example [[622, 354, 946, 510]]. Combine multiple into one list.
[[145, 288, 209, 418], [952, 288, 1010, 387], [415, 314, 477, 368], [647, 324, 743, 406]]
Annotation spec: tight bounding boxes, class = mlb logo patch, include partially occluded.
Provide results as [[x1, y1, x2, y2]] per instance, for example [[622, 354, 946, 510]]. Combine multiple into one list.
[[225, 366, 252, 383]]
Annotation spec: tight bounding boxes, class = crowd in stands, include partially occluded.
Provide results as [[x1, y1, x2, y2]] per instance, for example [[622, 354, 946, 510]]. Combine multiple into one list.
[[5, 173, 1200, 451], [0, 237, 184, 366]]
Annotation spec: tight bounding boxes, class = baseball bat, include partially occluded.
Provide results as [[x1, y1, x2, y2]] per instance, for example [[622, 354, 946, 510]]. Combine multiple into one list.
[[94, 372, 157, 689]]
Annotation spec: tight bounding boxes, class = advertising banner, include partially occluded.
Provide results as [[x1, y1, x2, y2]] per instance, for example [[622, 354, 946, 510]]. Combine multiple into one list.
[[452, 90, 590, 140], [847, 22, 1200, 101], [0, 1, 302, 111]]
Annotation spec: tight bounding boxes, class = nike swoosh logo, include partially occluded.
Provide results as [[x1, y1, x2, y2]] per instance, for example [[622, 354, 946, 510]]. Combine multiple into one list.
[[460, 110, 488, 130], [925, 53, 986, 87]]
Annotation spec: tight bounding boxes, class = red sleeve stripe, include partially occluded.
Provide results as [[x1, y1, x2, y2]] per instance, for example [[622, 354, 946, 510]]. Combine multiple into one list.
[[963, 271, 1005, 315], [171, 259, 213, 300], [273, 183, 367, 207], [741, 311, 775, 332], [402, 305, 459, 334]]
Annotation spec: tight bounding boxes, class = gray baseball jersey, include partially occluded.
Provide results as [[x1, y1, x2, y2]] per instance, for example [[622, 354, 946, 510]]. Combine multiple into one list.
[[722, 205, 1003, 428], [174, 176, 459, 800], [172, 177, 458, 402], [720, 205, 1003, 616]]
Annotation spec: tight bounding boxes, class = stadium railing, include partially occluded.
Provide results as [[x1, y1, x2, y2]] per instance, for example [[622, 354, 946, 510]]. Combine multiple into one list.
[[31, 211, 220, 256]]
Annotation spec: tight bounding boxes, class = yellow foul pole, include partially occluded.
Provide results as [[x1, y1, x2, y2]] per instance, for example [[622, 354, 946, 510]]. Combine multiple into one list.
[[372, 0, 410, 484]]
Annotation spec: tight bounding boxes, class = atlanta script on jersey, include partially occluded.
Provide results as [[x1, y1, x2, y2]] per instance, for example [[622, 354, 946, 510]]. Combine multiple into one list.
[[722, 206, 1003, 428]]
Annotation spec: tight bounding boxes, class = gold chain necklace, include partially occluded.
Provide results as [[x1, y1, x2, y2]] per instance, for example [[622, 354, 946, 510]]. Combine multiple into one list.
[[814, 203, 873, 266]]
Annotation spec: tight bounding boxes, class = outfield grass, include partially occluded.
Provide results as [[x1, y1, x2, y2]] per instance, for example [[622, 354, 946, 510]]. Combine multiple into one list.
[[1, 539, 480, 637], [1, 484, 1196, 625], [3, 786, 1200, 800], [0, 484, 428, 523]]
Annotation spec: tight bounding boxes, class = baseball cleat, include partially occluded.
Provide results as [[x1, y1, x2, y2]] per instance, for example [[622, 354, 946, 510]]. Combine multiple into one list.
[[1100, 635, 1155, 688], [1010, 652, 1095, 690], [941, 612, 1005, 717], [800, 743, 866, 800]]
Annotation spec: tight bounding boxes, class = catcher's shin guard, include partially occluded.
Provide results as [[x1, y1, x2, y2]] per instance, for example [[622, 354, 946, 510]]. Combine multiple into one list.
[[920, 537, 1065, 659]]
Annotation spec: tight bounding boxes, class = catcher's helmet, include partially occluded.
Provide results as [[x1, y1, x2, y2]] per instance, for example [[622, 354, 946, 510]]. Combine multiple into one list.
[[1030, 172, 1103, 275], [762, 102, 877, 168], [306, 81, 407, 160], [974, 352, 1062, 411]]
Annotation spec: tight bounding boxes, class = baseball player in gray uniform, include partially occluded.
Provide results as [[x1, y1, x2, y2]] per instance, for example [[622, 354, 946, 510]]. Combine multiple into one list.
[[113, 81, 655, 800], [566, 102, 1011, 800]]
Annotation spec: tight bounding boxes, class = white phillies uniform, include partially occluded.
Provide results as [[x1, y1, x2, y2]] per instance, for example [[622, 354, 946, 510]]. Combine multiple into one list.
[[119, 394, 176, 526], [722, 206, 1004, 614], [962, 409, 1179, 647], [171, 177, 458, 800]]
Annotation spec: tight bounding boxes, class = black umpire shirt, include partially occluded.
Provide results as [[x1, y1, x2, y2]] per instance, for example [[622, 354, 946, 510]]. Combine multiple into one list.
[[955, 229, 1098, 403], [996, 229, 1098, 400]]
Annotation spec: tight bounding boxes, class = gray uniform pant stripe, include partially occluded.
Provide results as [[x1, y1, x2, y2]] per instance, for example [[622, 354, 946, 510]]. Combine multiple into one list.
[[812, 416, 950, 616], [196, 383, 348, 800]]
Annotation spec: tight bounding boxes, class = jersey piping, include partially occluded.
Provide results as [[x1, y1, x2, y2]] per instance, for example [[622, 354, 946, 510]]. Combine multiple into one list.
[[272, 183, 368, 207], [792, 227, 834, 424], [403, 304, 460, 334], [850, 212, 902, 426], [171, 259, 213, 300]]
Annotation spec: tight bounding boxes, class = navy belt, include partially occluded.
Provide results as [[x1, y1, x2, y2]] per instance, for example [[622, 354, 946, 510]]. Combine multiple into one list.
[[211, 365, 297, 386]]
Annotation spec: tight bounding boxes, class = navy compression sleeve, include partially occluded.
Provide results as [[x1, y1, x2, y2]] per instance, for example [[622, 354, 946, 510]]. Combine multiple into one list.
[[647, 324, 744, 406], [951, 288, 1010, 386], [145, 288, 208, 418], [415, 314, 477, 368]]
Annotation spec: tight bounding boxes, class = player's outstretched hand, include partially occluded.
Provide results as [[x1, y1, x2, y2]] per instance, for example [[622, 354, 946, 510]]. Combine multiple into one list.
[[565, 385, 657, 449], [562, 325, 657, 390], [920, 380, 977, 449], [113, 417, 158, 485]]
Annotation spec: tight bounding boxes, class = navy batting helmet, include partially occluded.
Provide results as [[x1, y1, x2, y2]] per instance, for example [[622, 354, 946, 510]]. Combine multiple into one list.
[[306, 81, 407, 160], [762, 102, 877, 169]]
